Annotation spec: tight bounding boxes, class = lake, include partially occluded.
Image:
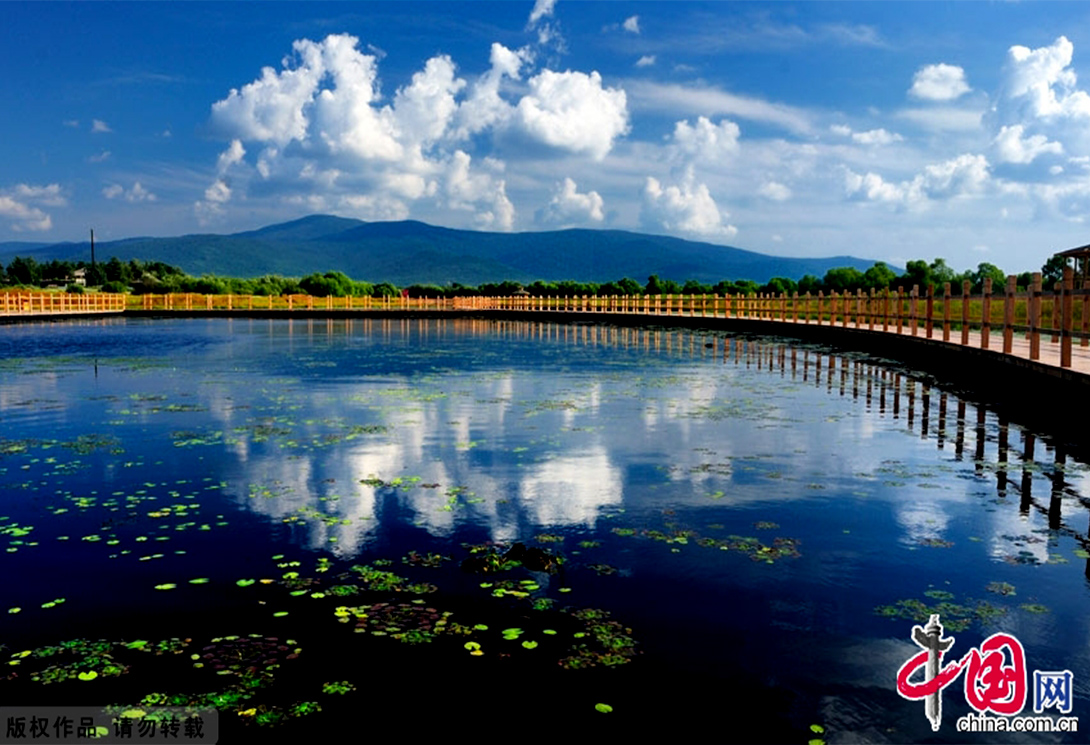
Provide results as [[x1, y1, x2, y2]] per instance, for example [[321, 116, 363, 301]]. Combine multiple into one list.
[[1, 316, 1088, 743]]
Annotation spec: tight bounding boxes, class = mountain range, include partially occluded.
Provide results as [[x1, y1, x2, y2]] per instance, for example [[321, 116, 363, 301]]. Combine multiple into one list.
[[0, 215, 886, 286]]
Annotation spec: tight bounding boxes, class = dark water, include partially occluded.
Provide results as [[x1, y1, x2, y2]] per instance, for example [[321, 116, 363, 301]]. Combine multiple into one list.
[[1, 316, 1089, 743]]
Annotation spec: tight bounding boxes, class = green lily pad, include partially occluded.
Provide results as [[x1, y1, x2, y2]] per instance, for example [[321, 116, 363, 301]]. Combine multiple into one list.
[[77, 671, 98, 681], [521, 640, 538, 649], [188, 578, 210, 585], [154, 584, 177, 591], [595, 703, 613, 714], [236, 579, 256, 587]]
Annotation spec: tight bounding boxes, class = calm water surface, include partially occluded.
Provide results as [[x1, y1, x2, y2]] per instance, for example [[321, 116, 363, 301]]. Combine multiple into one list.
[[2, 317, 1089, 742]]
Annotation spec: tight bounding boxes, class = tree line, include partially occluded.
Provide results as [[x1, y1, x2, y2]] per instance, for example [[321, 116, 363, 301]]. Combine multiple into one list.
[[0, 254, 1072, 298]]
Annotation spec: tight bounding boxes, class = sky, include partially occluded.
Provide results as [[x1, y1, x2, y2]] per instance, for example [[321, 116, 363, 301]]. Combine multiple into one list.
[[5, 2, 1090, 274]]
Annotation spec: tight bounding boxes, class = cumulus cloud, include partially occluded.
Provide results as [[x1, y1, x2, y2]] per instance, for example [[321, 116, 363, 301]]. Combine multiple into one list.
[[641, 167, 736, 238], [515, 70, 629, 160], [623, 16, 640, 34], [528, 0, 555, 25], [103, 182, 157, 203], [909, 63, 971, 101], [759, 181, 792, 201], [854, 128, 903, 145], [14, 184, 65, 206], [635, 55, 656, 68], [536, 177, 604, 225], [993, 124, 1063, 164], [0, 184, 63, 231], [91, 119, 112, 133], [1003, 36, 1090, 119], [671, 116, 740, 160], [830, 124, 903, 145], [844, 153, 990, 207], [216, 139, 246, 172], [445, 150, 514, 230]]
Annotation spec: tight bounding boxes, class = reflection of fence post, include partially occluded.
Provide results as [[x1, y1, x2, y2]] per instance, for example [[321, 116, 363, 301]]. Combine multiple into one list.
[[961, 280, 971, 345], [1030, 273, 1042, 360], [928, 284, 936, 339], [1062, 266, 1074, 368], [910, 285, 919, 336]]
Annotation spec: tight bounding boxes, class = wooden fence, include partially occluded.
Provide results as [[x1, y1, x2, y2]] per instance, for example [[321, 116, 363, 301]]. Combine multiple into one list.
[[0, 291, 126, 315], [8, 268, 1089, 370]]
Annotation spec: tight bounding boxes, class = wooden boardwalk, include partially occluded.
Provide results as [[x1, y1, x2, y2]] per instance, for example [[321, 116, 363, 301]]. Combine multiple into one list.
[[5, 267, 1090, 380]]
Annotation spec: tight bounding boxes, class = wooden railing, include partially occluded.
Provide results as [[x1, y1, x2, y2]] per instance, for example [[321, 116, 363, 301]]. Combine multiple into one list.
[[0, 291, 127, 315], [9, 268, 1088, 371]]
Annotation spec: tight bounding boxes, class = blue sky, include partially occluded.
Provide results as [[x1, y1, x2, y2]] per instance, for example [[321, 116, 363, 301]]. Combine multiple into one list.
[[4, 2, 1090, 274]]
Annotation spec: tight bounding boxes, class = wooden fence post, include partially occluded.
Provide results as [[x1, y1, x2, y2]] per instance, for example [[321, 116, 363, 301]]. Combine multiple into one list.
[[960, 280, 971, 345], [1052, 282, 1061, 344], [981, 279, 992, 349], [1062, 266, 1074, 367], [1003, 276, 1015, 353], [868, 288, 876, 331], [910, 285, 919, 336], [927, 284, 936, 339], [816, 292, 823, 325], [896, 287, 904, 335], [1030, 273, 1042, 360], [1083, 280, 1090, 347]]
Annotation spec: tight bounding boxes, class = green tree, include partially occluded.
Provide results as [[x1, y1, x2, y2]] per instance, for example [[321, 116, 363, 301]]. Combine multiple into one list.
[[822, 267, 864, 292], [6, 256, 40, 286], [797, 275, 822, 295], [970, 262, 1006, 294], [863, 262, 897, 290], [900, 260, 931, 291], [1042, 254, 1067, 286], [928, 258, 957, 286], [617, 277, 643, 296]]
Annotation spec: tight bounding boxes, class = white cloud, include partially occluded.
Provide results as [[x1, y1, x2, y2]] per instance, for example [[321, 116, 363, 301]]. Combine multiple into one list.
[[671, 116, 740, 161], [453, 43, 526, 139], [1004, 36, 1090, 120], [14, 184, 65, 206], [0, 184, 63, 231], [641, 167, 736, 238], [515, 69, 629, 160], [852, 128, 903, 146], [623, 16, 640, 34], [626, 80, 811, 134], [537, 177, 604, 225], [63, 119, 79, 128], [909, 63, 971, 101], [896, 106, 984, 132], [203, 180, 231, 204], [216, 139, 246, 173], [759, 181, 792, 201], [88, 150, 111, 163], [635, 55, 656, 68], [528, 0, 556, 25], [993, 124, 1063, 164], [831, 124, 903, 145], [103, 182, 158, 203], [91, 119, 112, 133], [844, 153, 990, 207], [445, 150, 515, 230]]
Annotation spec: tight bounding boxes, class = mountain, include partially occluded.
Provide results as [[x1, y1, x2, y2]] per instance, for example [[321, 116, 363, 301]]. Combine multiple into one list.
[[0, 215, 889, 286]]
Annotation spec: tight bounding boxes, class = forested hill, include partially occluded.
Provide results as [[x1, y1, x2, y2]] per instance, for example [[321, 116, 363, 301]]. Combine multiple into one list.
[[0, 215, 881, 286]]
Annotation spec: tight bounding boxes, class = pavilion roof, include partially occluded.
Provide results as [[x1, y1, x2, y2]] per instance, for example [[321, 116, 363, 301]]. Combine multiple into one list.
[[1055, 243, 1090, 258]]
